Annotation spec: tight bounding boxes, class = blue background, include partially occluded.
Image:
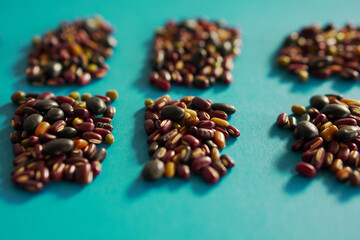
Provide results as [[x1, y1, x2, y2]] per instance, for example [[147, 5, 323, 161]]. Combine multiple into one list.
[[1, 0, 360, 239]]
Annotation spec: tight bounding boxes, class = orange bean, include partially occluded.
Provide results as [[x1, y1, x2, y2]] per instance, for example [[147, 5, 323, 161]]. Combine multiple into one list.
[[35, 122, 51, 136]]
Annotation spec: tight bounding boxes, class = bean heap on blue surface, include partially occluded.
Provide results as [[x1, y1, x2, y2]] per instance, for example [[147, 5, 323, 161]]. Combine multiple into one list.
[[149, 19, 242, 91], [143, 95, 240, 184], [10, 90, 118, 192], [27, 16, 117, 86], [276, 94, 360, 186], [278, 23, 360, 82]]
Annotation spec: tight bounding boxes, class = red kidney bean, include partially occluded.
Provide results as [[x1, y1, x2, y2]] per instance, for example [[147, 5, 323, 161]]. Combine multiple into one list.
[[91, 161, 102, 176], [296, 162, 316, 178], [310, 147, 325, 170], [191, 156, 212, 174], [209, 110, 228, 120], [74, 108, 90, 119], [336, 147, 350, 161], [93, 117, 112, 124], [303, 137, 324, 151], [182, 135, 201, 148], [292, 138, 306, 152], [198, 120, 216, 129], [82, 131, 102, 144], [51, 162, 65, 181], [48, 120, 66, 134], [20, 180, 43, 192], [35, 166, 50, 184], [198, 111, 210, 120], [192, 97, 211, 111], [165, 133, 183, 149], [159, 119, 173, 134], [74, 122, 95, 132], [201, 166, 220, 184], [211, 162, 227, 177], [13, 143, 25, 156], [227, 125, 240, 137], [196, 128, 215, 139], [75, 163, 93, 184], [277, 113, 288, 127]]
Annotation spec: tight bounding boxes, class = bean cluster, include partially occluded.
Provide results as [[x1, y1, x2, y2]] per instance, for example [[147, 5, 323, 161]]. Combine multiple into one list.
[[143, 95, 240, 184], [277, 23, 360, 82], [276, 94, 360, 186], [27, 16, 117, 86], [10, 90, 118, 192], [149, 19, 241, 91]]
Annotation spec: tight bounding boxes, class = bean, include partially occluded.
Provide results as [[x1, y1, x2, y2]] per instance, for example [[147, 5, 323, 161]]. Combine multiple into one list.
[[330, 158, 343, 173], [287, 116, 297, 130], [320, 125, 338, 142], [277, 113, 288, 127], [295, 162, 316, 178], [49, 120, 66, 134], [310, 147, 325, 170], [191, 156, 212, 174], [20, 180, 43, 192], [335, 166, 352, 182], [297, 121, 319, 139], [335, 126, 360, 141], [227, 125, 240, 137], [300, 114, 311, 122], [86, 97, 107, 115], [192, 97, 211, 111], [349, 170, 360, 186], [161, 105, 185, 122], [34, 100, 59, 112], [106, 90, 118, 101], [11, 91, 26, 104], [43, 138, 75, 156], [82, 132, 102, 144], [179, 145, 191, 163], [176, 164, 191, 179], [142, 159, 164, 181], [58, 127, 78, 138], [75, 163, 93, 184], [202, 166, 220, 184], [310, 95, 329, 110], [51, 162, 65, 181], [89, 148, 107, 163], [23, 114, 43, 133], [214, 130, 226, 149], [321, 104, 350, 119], [164, 162, 175, 178], [220, 155, 235, 169], [292, 105, 306, 115], [211, 103, 236, 115]]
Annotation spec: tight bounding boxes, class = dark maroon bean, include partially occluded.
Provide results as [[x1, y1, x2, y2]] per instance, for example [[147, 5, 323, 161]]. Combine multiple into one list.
[[20, 180, 43, 192], [292, 138, 305, 152], [179, 145, 191, 163], [13, 143, 25, 156], [93, 128, 111, 138], [349, 171, 360, 186], [176, 164, 190, 179], [95, 122, 113, 131], [66, 157, 88, 164], [182, 134, 201, 148], [91, 161, 102, 176], [227, 125, 240, 137], [74, 108, 90, 119], [48, 120, 66, 134], [327, 140, 339, 155], [303, 137, 324, 151], [38, 91, 55, 100], [35, 166, 50, 184], [211, 162, 227, 177], [63, 164, 76, 181], [192, 97, 211, 111], [147, 130, 161, 144], [11, 115, 23, 130], [196, 128, 215, 139], [164, 133, 183, 149], [199, 120, 216, 129], [193, 75, 210, 89], [312, 114, 327, 128], [337, 147, 350, 162], [28, 136, 39, 146], [191, 156, 212, 174], [308, 107, 320, 118], [51, 162, 65, 181], [151, 147, 167, 160], [39, 133, 57, 143], [10, 131, 22, 143], [158, 129, 177, 144], [310, 147, 325, 170], [82, 132, 102, 144], [12, 170, 35, 183], [94, 95, 111, 104], [159, 119, 173, 134], [333, 118, 357, 126], [198, 111, 210, 120], [84, 143, 96, 158], [201, 166, 220, 184], [13, 152, 32, 166], [209, 110, 228, 120], [75, 163, 93, 184], [296, 162, 316, 178], [144, 111, 159, 121], [220, 155, 235, 169], [74, 122, 95, 132], [103, 106, 116, 119]]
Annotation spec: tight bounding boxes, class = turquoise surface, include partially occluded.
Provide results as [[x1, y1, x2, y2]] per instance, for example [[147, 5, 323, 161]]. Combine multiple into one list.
[[1, 0, 360, 239]]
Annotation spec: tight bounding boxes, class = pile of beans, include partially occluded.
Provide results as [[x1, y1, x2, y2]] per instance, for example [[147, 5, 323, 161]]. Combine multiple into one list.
[[10, 90, 118, 192], [276, 94, 360, 186], [277, 23, 360, 82], [149, 19, 241, 91], [143, 95, 240, 184], [27, 16, 117, 86]]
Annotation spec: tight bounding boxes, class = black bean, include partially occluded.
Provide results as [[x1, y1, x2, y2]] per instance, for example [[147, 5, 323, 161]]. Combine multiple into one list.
[[211, 103, 236, 115], [335, 126, 360, 141], [23, 114, 43, 133], [45, 61, 63, 78], [148, 142, 159, 156], [34, 100, 59, 112], [46, 108, 65, 122], [300, 114, 311, 122], [58, 127, 78, 138], [60, 103, 74, 117], [43, 138, 75, 156], [297, 121, 319, 139], [321, 104, 351, 119], [161, 105, 185, 122], [142, 159, 164, 181], [205, 140, 218, 149], [86, 97, 107, 115], [89, 148, 107, 163], [310, 95, 329, 110]]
